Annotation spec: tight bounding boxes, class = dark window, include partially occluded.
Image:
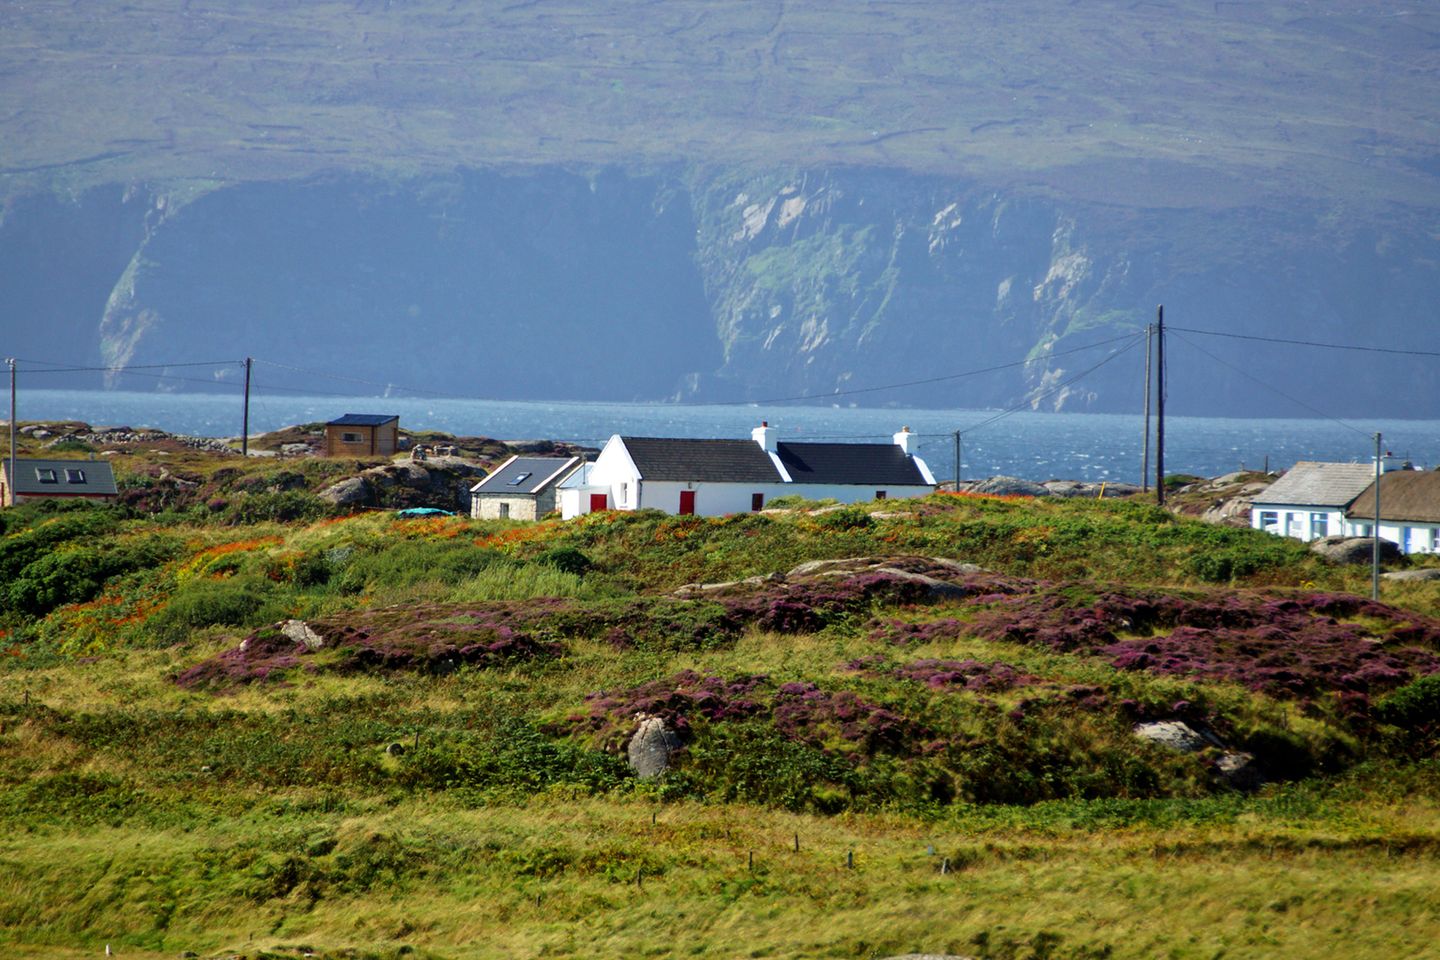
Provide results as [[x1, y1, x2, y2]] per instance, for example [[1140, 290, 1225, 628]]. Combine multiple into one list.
[[498, 503, 511, 519], [751, 493, 764, 511], [507, 473, 532, 486], [65, 468, 86, 484], [341, 432, 362, 443], [35, 468, 57, 484], [875, 490, 887, 500]]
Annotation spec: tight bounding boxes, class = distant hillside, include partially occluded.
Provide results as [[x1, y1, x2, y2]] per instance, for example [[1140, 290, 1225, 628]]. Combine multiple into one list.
[[1, 2, 1437, 416]]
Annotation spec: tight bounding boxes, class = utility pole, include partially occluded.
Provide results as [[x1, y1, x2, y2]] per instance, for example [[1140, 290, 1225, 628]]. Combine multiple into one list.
[[953, 430, 961, 488], [1141, 322, 1153, 492], [1155, 305, 1165, 506], [6, 357, 14, 508], [241, 357, 252, 458], [1373, 432, 1382, 601]]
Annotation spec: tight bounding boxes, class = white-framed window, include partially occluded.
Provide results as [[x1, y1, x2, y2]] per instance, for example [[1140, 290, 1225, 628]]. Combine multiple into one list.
[[65, 468, 86, 484], [1258, 510, 1279, 532], [1431, 528, 1440, 553], [619, 482, 629, 506], [1354, 523, 1373, 537], [34, 468, 57, 484], [1310, 512, 1328, 539]]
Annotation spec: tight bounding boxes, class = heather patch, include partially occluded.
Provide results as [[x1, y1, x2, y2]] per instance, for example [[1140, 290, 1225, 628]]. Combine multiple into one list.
[[890, 657, 1037, 692], [771, 681, 928, 755], [871, 580, 1440, 703], [571, 670, 770, 750], [174, 607, 562, 690]]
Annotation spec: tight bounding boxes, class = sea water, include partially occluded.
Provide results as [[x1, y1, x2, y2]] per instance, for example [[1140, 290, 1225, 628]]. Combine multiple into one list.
[[14, 388, 1439, 484]]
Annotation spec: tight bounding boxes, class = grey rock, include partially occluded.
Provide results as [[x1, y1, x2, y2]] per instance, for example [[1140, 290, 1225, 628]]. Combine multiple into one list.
[[1383, 568, 1440, 582], [279, 619, 325, 651], [386, 742, 406, 757], [970, 475, 1048, 497], [1215, 751, 1263, 790], [627, 715, 682, 778], [1133, 720, 1208, 753], [1310, 536, 1403, 564], [280, 442, 312, 456], [318, 476, 373, 506]]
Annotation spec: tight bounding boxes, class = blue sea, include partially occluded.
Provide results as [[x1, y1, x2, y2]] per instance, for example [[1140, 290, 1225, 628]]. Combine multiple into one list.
[[14, 388, 1439, 484]]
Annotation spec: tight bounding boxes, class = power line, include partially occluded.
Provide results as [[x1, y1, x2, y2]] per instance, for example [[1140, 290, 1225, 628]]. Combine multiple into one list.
[[960, 333, 1144, 436], [13, 357, 243, 372], [1168, 326, 1440, 358], [1168, 331, 1372, 438], [253, 333, 1142, 408]]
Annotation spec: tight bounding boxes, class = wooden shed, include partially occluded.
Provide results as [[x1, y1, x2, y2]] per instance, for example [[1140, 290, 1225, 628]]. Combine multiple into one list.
[[325, 414, 400, 458]]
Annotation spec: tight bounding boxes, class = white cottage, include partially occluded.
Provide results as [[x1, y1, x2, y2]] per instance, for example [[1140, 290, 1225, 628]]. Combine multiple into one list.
[[558, 423, 936, 519], [1343, 470, 1440, 555], [1249, 461, 1377, 542]]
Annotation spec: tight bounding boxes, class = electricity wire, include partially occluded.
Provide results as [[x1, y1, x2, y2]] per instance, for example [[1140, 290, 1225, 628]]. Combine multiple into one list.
[[1168, 331, 1372, 438]]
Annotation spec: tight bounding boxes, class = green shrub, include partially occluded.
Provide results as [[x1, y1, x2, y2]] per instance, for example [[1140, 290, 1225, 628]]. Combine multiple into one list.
[[536, 546, 593, 576], [144, 575, 288, 645], [1375, 674, 1440, 729], [813, 506, 873, 530], [222, 490, 331, 525]]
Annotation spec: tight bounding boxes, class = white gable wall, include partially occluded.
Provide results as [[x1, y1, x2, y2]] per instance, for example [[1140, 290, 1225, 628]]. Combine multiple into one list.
[[1250, 503, 1347, 541], [558, 437, 936, 519]]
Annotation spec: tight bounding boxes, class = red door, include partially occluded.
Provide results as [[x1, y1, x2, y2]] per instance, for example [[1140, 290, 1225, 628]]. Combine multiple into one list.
[[679, 490, 696, 515], [589, 493, 609, 512]]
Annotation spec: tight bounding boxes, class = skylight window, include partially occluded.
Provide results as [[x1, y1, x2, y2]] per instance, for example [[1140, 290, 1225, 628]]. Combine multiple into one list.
[[506, 472, 533, 486], [35, 468, 57, 484], [65, 468, 86, 483]]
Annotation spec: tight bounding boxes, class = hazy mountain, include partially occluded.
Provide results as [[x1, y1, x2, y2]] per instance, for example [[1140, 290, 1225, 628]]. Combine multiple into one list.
[[2, 2, 1437, 416]]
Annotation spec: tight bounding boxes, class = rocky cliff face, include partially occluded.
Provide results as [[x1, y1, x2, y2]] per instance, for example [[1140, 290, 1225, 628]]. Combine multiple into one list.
[[4, 167, 1436, 417]]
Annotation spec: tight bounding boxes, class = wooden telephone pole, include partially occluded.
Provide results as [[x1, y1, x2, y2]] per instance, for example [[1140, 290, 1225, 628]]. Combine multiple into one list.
[[1155, 305, 1166, 506]]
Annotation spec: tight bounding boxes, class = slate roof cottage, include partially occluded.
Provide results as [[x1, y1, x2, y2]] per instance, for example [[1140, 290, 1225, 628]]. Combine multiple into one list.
[[1, 457, 118, 507], [1249, 461, 1377, 541], [558, 423, 935, 518], [469, 455, 583, 520], [325, 414, 399, 458]]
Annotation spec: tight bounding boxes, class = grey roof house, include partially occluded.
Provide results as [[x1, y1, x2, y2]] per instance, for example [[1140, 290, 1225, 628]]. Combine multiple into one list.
[[1250, 460, 1376, 541], [469, 455, 583, 520], [1, 457, 118, 507], [558, 423, 936, 518]]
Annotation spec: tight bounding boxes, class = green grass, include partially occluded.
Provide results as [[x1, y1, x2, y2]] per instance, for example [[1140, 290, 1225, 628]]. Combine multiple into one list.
[[4, 465, 1440, 957]]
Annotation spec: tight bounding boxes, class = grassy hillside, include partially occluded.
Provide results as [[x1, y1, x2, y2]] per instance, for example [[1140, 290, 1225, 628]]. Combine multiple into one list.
[[2, 1, 1437, 208], [3, 435, 1440, 958]]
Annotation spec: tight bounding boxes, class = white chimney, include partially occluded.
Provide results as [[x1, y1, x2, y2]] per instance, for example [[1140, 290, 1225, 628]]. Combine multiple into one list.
[[893, 426, 918, 455], [752, 420, 777, 452], [1378, 452, 1413, 474]]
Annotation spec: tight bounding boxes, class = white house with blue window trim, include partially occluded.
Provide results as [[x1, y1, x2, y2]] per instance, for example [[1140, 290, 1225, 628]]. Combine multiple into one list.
[[1249, 461, 1377, 543]]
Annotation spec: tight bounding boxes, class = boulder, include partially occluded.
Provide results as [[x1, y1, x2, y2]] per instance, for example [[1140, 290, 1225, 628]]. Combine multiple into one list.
[[279, 619, 326, 651], [1310, 536, 1402, 565], [627, 715, 682, 778], [1214, 751, 1263, 790], [1133, 720, 1209, 753], [1383, 568, 1440, 582], [318, 476, 373, 506], [970, 476, 1049, 497]]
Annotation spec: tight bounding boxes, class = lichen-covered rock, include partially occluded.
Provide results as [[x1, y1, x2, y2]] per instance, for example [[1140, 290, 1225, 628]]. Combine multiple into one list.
[[1215, 751, 1263, 790], [627, 715, 683, 778], [970, 476, 1049, 497], [1311, 536, 1402, 565], [1133, 720, 1209, 753], [1383, 568, 1440, 582], [318, 476, 372, 506], [279, 619, 325, 651]]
